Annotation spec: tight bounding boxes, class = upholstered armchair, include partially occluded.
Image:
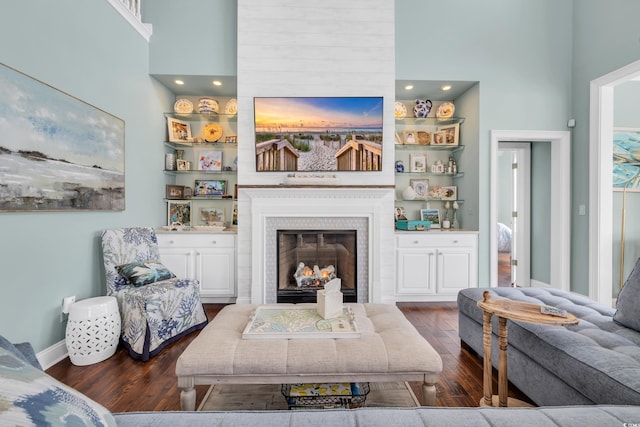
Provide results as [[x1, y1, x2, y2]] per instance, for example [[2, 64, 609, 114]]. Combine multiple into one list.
[[100, 227, 207, 361]]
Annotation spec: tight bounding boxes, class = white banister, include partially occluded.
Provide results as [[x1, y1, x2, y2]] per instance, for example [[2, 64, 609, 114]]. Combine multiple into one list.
[[106, 0, 153, 42]]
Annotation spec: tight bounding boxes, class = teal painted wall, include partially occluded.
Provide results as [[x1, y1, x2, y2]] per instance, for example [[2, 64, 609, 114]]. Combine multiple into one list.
[[145, 0, 237, 76], [570, 0, 640, 295], [396, 0, 573, 286], [531, 142, 551, 284], [0, 0, 174, 352]]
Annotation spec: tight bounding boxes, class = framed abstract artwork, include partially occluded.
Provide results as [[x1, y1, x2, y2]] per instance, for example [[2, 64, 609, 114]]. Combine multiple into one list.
[[0, 63, 125, 211], [613, 128, 640, 191]]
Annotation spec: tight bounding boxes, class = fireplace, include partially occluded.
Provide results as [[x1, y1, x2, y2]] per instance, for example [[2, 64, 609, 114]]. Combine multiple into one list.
[[277, 230, 357, 303]]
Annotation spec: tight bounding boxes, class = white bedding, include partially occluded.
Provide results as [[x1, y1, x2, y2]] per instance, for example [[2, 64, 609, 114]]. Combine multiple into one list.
[[497, 222, 512, 252]]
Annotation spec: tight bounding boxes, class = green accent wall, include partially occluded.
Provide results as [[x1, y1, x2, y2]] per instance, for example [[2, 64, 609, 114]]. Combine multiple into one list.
[[0, 0, 174, 352]]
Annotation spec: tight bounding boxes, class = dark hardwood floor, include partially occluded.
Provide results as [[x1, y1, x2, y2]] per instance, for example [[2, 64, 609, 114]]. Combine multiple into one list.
[[46, 302, 532, 413]]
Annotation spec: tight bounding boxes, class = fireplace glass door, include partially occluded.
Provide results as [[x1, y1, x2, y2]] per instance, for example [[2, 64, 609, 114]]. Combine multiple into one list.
[[277, 230, 356, 303]]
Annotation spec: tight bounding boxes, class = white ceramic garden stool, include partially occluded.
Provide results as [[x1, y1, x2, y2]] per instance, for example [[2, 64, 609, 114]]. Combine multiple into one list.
[[65, 296, 120, 366]]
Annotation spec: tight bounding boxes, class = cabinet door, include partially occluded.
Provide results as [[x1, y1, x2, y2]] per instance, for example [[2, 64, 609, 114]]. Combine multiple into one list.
[[435, 247, 474, 294], [196, 248, 235, 297], [396, 248, 436, 294], [158, 247, 195, 281]]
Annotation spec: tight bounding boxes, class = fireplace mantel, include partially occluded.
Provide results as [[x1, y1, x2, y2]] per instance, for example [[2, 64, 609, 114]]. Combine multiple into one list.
[[236, 186, 396, 304]]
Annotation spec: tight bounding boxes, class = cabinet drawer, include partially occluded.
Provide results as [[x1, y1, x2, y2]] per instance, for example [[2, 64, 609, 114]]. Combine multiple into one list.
[[396, 233, 476, 248], [157, 233, 235, 248]]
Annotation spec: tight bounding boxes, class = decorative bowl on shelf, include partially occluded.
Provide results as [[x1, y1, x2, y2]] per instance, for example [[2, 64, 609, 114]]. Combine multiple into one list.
[[224, 98, 238, 115], [174, 99, 194, 114], [436, 102, 455, 119], [198, 98, 219, 114], [394, 102, 407, 118]]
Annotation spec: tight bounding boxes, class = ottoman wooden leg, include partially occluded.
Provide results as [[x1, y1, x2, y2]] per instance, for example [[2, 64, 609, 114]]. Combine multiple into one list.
[[422, 373, 439, 406], [180, 387, 196, 411]]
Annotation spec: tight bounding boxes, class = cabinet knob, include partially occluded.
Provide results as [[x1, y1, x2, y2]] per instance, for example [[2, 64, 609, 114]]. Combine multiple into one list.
[[453, 240, 459, 244], [211, 240, 217, 245], [169, 240, 175, 244], [413, 240, 419, 244]]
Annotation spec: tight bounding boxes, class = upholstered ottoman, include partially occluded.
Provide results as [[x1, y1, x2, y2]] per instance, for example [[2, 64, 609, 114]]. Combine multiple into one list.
[[176, 303, 442, 410]]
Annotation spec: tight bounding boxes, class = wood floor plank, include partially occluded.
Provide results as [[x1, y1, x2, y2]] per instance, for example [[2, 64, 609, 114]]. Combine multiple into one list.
[[46, 302, 533, 412]]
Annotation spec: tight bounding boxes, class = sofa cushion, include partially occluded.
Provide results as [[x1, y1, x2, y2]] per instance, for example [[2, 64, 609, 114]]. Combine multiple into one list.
[[458, 287, 640, 405], [614, 257, 640, 331], [116, 260, 175, 287], [0, 346, 116, 426]]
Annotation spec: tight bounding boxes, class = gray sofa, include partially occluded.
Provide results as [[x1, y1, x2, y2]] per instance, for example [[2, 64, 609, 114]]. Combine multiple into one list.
[[458, 286, 640, 406], [2, 333, 640, 426]]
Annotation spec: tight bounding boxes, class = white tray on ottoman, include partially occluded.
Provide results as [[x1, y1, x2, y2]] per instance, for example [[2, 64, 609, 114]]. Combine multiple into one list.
[[175, 303, 442, 410]]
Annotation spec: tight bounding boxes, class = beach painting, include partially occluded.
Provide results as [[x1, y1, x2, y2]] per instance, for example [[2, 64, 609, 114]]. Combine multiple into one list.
[[254, 97, 383, 172], [613, 128, 640, 191], [0, 63, 125, 211]]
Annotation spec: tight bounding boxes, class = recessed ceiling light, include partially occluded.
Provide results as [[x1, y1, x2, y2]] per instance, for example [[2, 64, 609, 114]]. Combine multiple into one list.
[[174, 79, 184, 85], [213, 80, 222, 86], [404, 85, 414, 90], [441, 85, 452, 91]]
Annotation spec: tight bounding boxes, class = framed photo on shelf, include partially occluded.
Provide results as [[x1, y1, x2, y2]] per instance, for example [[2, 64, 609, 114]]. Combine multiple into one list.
[[432, 131, 446, 145], [167, 200, 191, 226], [165, 184, 185, 199], [438, 123, 460, 146], [167, 117, 192, 143], [410, 153, 427, 172], [176, 159, 190, 170], [417, 131, 431, 145], [232, 201, 238, 226], [410, 179, 429, 200], [420, 208, 441, 228], [225, 135, 237, 143], [197, 150, 222, 171], [200, 208, 225, 225], [441, 185, 457, 201], [403, 130, 418, 144], [194, 179, 226, 197]]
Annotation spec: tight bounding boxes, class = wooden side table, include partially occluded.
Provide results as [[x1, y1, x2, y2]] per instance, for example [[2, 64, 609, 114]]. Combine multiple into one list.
[[476, 290, 578, 407]]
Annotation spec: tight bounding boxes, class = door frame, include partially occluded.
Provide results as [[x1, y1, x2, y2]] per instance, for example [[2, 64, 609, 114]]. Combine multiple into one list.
[[589, 59, 640, 305], [498, 142, 532, 287], [490, 130, 571, 291]]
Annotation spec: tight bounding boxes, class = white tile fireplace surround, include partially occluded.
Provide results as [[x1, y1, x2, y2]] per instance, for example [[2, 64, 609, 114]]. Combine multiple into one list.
[[237, 186, 396, 304]]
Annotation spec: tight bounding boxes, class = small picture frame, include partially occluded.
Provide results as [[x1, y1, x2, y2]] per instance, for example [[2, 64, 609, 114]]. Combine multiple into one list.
[[194, 179, 226, 197], [176, 159, 190, 171], [441, 185, 458, 201], [417, 131, 431, 145], [197, 150, 222, 171], [167, 200, 191, 226], [165, 184, 185, 199], [410, 153, 427, 172], [225, 135, 237, 143], [201, 208, 225, 225], [403, 130, 418, 144], [167, 117, 192, 143], [232, 201, 238, 226], [395, 206, 407, 221], [438, 123, 460, 146], [410, 179, 429, 200], [420, 208, 441, 228], [433, 131, 446, 145]]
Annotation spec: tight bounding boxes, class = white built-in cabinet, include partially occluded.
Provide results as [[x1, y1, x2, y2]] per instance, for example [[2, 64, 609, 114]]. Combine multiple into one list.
[[395, 231, 478, 301], [156, 232, 236, 300]]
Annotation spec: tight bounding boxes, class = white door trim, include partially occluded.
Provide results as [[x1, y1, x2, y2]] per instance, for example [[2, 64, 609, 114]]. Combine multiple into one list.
[[490, 130, 571, 291], [589, 59, 640, 306]]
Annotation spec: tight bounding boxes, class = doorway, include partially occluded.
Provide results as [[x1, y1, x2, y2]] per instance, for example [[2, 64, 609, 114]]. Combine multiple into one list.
[[490, 130, 571, 291], [589, 59, 640, 306], [497, 143, 531, 287]]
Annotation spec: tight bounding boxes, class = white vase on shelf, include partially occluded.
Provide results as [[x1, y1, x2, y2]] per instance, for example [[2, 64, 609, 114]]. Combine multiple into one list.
[[402, 186, 417, 200]]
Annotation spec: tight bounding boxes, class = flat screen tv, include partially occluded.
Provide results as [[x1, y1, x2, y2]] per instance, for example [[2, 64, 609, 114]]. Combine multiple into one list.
[[254, 97, 383, 172]]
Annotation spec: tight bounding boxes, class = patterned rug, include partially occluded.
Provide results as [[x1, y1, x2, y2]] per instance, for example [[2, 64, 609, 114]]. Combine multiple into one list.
[[197, 382, 420, 411]]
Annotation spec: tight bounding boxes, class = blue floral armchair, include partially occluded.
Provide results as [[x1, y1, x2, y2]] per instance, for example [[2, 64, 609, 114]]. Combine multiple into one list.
[[101, 227, 207, 361]]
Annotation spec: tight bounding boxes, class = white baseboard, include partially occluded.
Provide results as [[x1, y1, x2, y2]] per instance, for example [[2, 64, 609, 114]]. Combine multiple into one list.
[[38, 339, 68, 370]]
